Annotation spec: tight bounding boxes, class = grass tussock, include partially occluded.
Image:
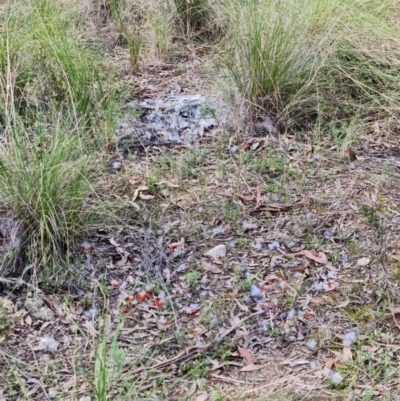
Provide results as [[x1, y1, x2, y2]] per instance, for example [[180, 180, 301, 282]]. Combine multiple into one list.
[[221, 0, 400, 133], [0, 0, 120, 272], [0, 117, 101, 272], [0, 0, 105, 125]]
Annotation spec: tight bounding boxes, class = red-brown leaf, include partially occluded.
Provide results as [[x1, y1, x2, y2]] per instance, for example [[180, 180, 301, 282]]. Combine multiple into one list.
[[238, 346, 255, 365]]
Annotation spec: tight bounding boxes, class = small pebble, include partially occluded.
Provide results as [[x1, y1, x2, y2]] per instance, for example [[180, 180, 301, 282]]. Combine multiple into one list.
[[197, 206, 204, 213], [189, 303, 199, 311], [230, 145, 238, 154], [287, 309, 295, 319], [305, 340, 317, 350], [288, 240, 297, 248], [157, 229, 163, 236], [309, 361, 317, 369]]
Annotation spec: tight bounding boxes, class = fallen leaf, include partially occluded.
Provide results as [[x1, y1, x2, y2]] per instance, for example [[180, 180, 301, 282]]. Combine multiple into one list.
[[256, 184, 262, 204], [139, 193, 155, 200], [83, 320, 97, 337], [334, 299, 350, 309], [157, 180, 180, 188], [238, 194, 256, 202], [202, 261, 223, 274], [109, 238, 120, 247], [115, 252, 129, 267], [132, 185, 150, 201], [343, 346, 352, 361], [240, 364, 267, 372], [195, 393, 208, 401], [295, 249, 327, 264], [63, 376, 77, 391], [357, 257, 370, 266], [205, 244, 226, 264], [129, 201, 141, 211], [237, 346, 255, 365]]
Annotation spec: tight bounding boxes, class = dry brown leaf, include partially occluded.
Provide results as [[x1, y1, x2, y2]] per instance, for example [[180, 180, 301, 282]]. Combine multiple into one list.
[[240, 364, 267, 372], [129, 201, 141, 211], [334, 299, 350, 309], [256, 184, 261, 204], [202, 261, 223, 274], [109, 238, 120, 247], [296, 249, 327, 264], [139, 193, 155, 200], [204, 244, 226, 264], [83, 320, 97, 337], [195, 393, 208, 401], [115, 253, 129, 267], [132, 185, 149, 201], [157, 180, 179, 188], [62, 375, 77, 391], [238, 346, 255, 365], [324, 358, 335, 371], [343, 346, 353, 361]]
